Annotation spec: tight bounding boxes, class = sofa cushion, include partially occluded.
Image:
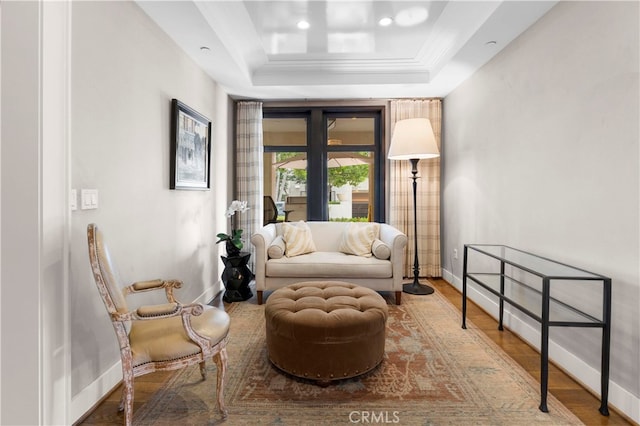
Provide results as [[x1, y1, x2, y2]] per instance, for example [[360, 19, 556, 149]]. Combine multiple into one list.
[[282, 221, 316, 257], [371, 239, 391, 260], [266, 251, 392, 278], [267, 236, 286, 259], [338, 222, 380, 257]]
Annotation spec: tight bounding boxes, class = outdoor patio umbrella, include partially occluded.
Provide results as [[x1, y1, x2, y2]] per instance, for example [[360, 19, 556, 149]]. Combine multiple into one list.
[[274, 152, 372, 169]]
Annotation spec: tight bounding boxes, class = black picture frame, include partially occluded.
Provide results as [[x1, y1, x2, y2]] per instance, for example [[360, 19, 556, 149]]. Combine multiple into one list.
[[170, 99, 211, 190]]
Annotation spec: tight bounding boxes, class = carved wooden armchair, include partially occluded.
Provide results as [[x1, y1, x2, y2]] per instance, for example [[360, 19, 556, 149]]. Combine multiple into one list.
[[87, 224, 230, 425]]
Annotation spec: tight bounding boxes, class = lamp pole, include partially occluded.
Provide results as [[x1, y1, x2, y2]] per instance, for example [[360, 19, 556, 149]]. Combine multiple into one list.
[[404, 158, 434, 295]]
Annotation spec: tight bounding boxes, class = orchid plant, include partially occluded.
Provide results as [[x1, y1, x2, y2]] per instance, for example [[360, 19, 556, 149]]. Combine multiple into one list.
[[216, 200, 249, 252]]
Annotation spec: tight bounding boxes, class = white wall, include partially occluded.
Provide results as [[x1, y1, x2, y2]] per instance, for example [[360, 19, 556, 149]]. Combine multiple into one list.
[[68, 1, 231, 421], [443, 1, 639, 421]]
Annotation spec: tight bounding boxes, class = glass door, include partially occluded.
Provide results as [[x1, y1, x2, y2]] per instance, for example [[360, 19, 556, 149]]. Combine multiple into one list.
[[263, 108, 383, 223], [325, 116, 377, 222], [263, 116, 308, 223]]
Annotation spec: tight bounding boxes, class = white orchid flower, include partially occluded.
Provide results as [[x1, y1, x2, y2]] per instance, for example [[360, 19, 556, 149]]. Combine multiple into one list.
[[225, 200, 249, 217]]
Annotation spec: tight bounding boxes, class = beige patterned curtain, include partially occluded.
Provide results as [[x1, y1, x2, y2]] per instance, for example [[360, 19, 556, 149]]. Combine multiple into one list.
[[388, 99, 442, 278], [236, 101, 263, 267]]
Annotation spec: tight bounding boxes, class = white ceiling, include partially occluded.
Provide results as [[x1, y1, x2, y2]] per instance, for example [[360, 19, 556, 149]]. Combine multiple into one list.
[[137, 1, 557, 100]]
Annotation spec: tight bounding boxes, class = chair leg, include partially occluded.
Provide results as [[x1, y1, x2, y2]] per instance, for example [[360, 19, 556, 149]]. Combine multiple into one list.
[[395, 291, 402, 305], [119, 356, 135, 426], [257, 291, 263, 305], [213, 348, 229, 418], [199, 360, 207, 379]]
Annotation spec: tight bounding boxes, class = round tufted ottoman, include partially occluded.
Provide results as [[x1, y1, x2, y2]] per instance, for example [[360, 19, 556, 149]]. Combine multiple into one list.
[[265, 281, 388, 385]]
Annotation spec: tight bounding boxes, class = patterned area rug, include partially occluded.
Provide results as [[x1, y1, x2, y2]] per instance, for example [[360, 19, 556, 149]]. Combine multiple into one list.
[[135, 289, 582, 425]]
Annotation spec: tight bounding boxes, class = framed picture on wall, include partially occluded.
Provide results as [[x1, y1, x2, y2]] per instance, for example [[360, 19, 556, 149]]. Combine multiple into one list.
[[170, 99, 211, 190]]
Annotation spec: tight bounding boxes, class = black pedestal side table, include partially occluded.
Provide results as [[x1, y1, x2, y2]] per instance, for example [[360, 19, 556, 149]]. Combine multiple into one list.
[[221, 252, 253, 303]]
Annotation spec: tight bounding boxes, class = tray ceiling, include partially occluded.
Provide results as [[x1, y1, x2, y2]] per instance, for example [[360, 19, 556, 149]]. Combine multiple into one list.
[[137, 1, 557, 99]]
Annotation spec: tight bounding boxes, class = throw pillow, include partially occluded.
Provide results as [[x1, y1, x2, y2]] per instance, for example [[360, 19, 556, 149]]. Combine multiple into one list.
[[282, 221, 316, 257], [338, 222, 380, 257], [371, 238, 391, 260], [267, 236, 286, 259]]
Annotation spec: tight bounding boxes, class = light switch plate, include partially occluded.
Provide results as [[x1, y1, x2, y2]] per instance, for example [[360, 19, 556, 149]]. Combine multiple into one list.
[[81, 189, 98, 210], [70, 189, 77, 211]]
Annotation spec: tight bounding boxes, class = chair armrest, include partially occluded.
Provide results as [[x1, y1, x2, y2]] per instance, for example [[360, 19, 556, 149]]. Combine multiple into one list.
[[379, 224, 408, 256], [123, 279, 183, 303], [114, 302, 212, 350], [380, 224, 408, 289], [250, 224, 277, 291], [136, 302, 180, 318], [130, 279, 165, 291], [112, 302, 204, 322]]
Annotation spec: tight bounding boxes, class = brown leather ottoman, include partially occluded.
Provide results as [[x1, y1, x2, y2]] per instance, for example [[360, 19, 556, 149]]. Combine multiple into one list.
[[265, 281, 388, 385]]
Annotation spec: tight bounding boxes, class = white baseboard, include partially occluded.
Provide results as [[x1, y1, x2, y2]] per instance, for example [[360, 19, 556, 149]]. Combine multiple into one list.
[[196, 279, 223, 305], [441, 268, 639, 424], [70, 360, 122, 424]]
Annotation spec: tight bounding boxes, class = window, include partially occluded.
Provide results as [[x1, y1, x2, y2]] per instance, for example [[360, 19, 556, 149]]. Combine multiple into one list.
[[263, 107, 384, 222]]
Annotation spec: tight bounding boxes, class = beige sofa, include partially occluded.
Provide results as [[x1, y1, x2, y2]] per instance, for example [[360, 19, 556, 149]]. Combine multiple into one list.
[[250, 221, 407, 305]]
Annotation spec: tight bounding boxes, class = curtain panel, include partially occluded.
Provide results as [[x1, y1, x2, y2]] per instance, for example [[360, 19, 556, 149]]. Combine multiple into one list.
[[236, 101, 264, 268], [388, 99, 442, 278]]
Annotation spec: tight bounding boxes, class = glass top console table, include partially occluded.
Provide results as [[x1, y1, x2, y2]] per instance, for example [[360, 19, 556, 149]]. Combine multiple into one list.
[[462, 244, 611, 415]]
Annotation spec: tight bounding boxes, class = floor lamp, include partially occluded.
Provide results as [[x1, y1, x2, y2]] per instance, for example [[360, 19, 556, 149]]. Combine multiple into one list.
[[388, 118, 440, 295]]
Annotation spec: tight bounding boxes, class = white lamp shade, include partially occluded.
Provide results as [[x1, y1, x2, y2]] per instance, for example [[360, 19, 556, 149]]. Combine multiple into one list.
[[388, 118, 440, 160]]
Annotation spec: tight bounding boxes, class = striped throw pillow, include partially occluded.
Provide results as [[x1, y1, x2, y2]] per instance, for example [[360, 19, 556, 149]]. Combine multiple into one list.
[[282, 221, 316, 257], [338, 222, 380, 257]]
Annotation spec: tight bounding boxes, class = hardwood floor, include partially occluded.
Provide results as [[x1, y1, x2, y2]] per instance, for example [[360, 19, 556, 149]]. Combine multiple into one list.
[[77, 278, 634, 426], [430, 279, 634, 426]]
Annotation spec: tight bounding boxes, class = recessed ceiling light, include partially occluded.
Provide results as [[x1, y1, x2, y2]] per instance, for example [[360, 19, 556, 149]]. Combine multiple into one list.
[[297, 20, 310, 30], [378, 16, 393, 27]]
